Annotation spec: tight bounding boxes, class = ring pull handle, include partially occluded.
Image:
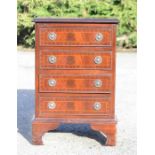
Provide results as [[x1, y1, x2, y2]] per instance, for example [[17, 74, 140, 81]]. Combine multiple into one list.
[[48, 32, 57, 40], [48, 101, 56, 109], [48, 55, 57, 64], [95, 33, 103, 41], [94, 56, 102, 64], [93, 102, 101, 110], [48, 79, 56, 87], [94, 79, 102, 88]]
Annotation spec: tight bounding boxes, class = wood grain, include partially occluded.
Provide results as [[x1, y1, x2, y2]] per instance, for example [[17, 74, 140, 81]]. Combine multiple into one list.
[[32, 18, 118, 146], [38, 94, 112, 117], [39, 24, 112, 46], [39, 73, 112, 93], [40, 49, 112, 70]]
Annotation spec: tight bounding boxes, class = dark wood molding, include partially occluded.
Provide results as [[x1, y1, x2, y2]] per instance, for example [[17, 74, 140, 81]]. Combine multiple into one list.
[[33, 18, 119, 24]]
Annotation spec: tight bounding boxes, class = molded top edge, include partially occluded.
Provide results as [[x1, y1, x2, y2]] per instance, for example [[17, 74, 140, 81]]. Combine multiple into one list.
[[33, 17, 119, 24]]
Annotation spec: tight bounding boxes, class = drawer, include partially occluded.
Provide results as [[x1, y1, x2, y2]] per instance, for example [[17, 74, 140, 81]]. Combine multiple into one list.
[[38, 24, 112, 46], [39, 74, 112, 93], [40, 49, 112, 70], [38, 94, 112, 117]]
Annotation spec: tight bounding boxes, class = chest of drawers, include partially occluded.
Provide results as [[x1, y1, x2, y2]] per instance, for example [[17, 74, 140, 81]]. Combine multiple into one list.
[[32, 18, 118, 146]]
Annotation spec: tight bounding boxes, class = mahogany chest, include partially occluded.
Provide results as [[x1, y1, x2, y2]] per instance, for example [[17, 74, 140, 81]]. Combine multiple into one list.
[[32, 18, 119, 146]]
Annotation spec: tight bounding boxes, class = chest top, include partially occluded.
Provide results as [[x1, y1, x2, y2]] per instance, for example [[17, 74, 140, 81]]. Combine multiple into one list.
[[33, 18, 119, 24]]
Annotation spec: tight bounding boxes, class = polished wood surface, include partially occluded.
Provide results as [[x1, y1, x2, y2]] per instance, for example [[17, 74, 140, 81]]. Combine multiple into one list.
[[32, 18, 118, 146], [38, 94, 112, 117], [38, 24, 112, 46], [40, 49, 112, 70], [39, 73, 112, 93], [33, 17, 119, 24]]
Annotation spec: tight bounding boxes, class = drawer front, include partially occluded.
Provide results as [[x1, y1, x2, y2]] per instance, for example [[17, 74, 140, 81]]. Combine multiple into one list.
[[40, 50, 112, 70], [38, 24, 112, 46], [38, 94, 112, 117], [39, 74, 112, 93]]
